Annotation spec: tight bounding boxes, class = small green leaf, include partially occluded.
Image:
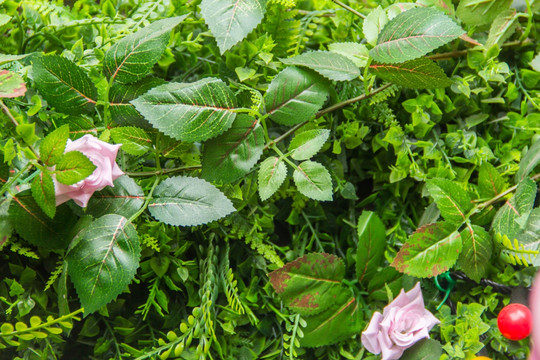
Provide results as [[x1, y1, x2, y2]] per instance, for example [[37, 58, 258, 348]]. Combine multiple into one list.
[[370, 58, 453, 89], [478, 162, 505, 198], [531, 53, 540, 72], [293, 161, 333, 201], [55, 151, 96, 185], [356, 211, 386, 284], [31, 171, 56, 219], [40, 124, 69, 166], [66, 214, 140, 316], [110, 127, 152, 156], [370, 7, 464, 64], [280, 51, 361, 81], [328, 42, 369, 67], [391, 222, 462, 278], [258, 157, 287, 201], [426, 178, 472, 225], [0, 70, 26, 98], [400, 339, 443, 360], [515, 137, 540, 183], [456, 0, 512, 26], [86, 176, 145, 219], [148, 176, 235, 226], [288, 129, 330, 161], [362, 6, 388, 46], [457, 225, 492, 282]]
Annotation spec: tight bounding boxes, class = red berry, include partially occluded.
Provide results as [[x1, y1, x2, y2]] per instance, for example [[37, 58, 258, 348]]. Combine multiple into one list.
[[497, 303, 532, 340]]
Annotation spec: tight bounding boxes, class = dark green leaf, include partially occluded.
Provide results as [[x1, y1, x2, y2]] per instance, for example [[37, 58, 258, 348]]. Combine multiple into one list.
[[370, 8, 464, 64], [39, 124, 69, 166], [265, 66, 329, 126], [55, 116, 97, 140], [288, 129, 330, 161], [148, 176, 235, 226], [280, 51, 361, 81], [131, 78, 237, 142], [293, 161, 333, 201], [391, 222, 462, 278], [66, 214, 140, 315], [356, 211, 386, 284], [201, 114, 264, 184], [55, 151, 96, 185], [370, 58, 453, 89], [456, 0, 513, 26], [268, 253, 345, 316], [258, 157, 287, 201], [110, 127, 152, 156], [478, 162, 505, 198], [31, 171, 56, 219], [85, 176, 145, 219], [515, 137, 540, 183], [33, 55, 97, 115], [426, 178, 472, 225], [367, 267, 403, 301], [104, 16, 188, 84], [0, 70, 26, 98], [400, 339, 443, 360], [457, 225, 492, 282]]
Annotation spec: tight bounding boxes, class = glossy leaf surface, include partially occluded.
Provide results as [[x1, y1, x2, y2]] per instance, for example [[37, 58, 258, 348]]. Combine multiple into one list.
[[86, 176, 145, 219]]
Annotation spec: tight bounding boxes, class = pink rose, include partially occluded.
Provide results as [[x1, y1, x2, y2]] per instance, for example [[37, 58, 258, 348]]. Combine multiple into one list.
[[53, 135, 123, 207], [530, 271, 540, 360], [361, 282, 440, 360]]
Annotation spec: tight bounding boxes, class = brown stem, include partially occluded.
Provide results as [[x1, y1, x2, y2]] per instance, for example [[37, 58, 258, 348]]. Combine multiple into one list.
[[331, 0, 365, 19]]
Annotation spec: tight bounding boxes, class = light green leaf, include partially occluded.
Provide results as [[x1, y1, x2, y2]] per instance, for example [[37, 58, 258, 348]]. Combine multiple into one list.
[[478, 162, 505, 198], [457, 225, 492, 282], [33, 55, 97, 115], [328, 42, 369, 68], [370, 7, 464, 64], [426, 178, 472, 225], [0, 14, 11, 27], [288, 129, 330, 161], [356, 211, 386, 284], [531, 52, 540, 72], [104, 16, 188, 84], [0, 70, 26, 98], [201, 114, 264, 184], [31, 171, 56, 219], [131, 78, 237, 142], [0, 54, 28, 65], [40, 124, 69, 166], [293, 161, 333, 201], [265, 66, 329, 126], [456, 0, 513, 26], [370, 58, 453, 89], [486, 9, 518, 50], [148, 176, 235, 226], [280, 51, 361, 81], [66, 214, 140, 316], [258, 157, 287, 201], [85, 176, 145, 219], [55, 151, 96, 185], [515, 208, 540, 265], [110, 127, 152, 156], [200, 0, 266, 54], [515, 137, 540, 183], [362, 6, 388, 46]]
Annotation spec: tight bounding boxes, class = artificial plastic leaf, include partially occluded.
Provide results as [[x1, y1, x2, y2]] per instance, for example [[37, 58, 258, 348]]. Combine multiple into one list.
[[370, 7, 464, 64], [201, 114, 264, 184], [426, 178, 472, 225], [457, 225, 492, 282], [370, 58, 452, 89], [66, 214, 140, 315], [288, 129, 330, 161], [280, 51, 361, 81], [400, 339, 443, 360], [300, 291, 363, 347], [31, 171, 56, 219], [148, 176, 235, 226], [391, 222, 462, 278], [110, 127, 152, 156], [531, 52, 540, 72], [131, 78, 237, 142], [55, 116, 97, 140], [200, 0, 266, 54], [514, 208, 540, 265], [8, 190, 77, 249], [356, 211, 386, 284], [33, 55, 97, 115], [485, 9, 518, 50], [0, 70, 26, 98], [456, 0, 513, 26], [293, 161, 333, 201], [268, 253, 345, 316], [478, 162, 505, 199], [328, 42, 369, 68], [265, 66, 329, 126], [85, 176, 145, 219], [363, 6, 388, 46], [515, 137, 540, 183], [39, 124, 69, 166], [104, 16, 187, 84], [55, 151, 96, 185], [258, 157, 287, 201]]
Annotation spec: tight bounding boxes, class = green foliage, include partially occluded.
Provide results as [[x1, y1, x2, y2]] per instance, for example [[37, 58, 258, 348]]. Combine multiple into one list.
[[0, 70, 26, 98], [356, 211, 386, 284], [281, 51, 361, 81], [370, 58, 453, 89]]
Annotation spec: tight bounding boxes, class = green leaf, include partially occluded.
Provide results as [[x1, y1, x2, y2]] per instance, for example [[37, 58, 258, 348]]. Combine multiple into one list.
[[370, 7, 464, 64], [55, 116, 97, 140], [485, 9, 518, 50], [200, 0, 266, 54], [356, 211, 386, 284], [55, 151, 96, 185], [148, 176, 235, 226], [268, 253, 345, 315], [514, 208, 540, 265], [109, 77, 165, 128], [201, 114, 264, 184], [8, 190, 77, 249], [31, 171, 56, 219], [370, 58, 453, 89], [131, 78, 237, 142], [457, 225, 492, 282], [362, 6, 388, 46], [85, 176, 145, 219], [456, 0, 513, 26], [531, 52, 540, 72], [0, 70, 26, 98], [515, 137, 540, 183], [39, 124, 69, 166], [66, 214, 140, 315], [367, 267, 403, 301], [258, 157, 287, 201], [300, 291, 363, 347], [478, 162, 505, 198], [288, 129, 330, 161], [328, 42, 369, 67], [293, 161, 333, 201], [110, 127, 152, 156], [280, 51, 361, 81], [426, 178, 472, 225], [401, 339, 443, 360], [33, 55, 97, 115], [265, 66, 329, 126], [104, 16, 188, 84], [391, 222, 462, 278]]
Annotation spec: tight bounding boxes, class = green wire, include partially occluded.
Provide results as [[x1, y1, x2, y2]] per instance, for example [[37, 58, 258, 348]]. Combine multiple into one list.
[[434, 272, 456, 311]]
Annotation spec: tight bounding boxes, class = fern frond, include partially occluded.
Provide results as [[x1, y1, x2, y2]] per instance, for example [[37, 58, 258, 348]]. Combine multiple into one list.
[[44, 261, 64, 292], [264, 6, 301, 58], [498, 234, 539, 266], [268, 0, 297, 7], [369, 84, 400, 105], [245, 233, 284, 267], [220, 245, 245, 315], [142, 234, 161, 252], [10, 242, 39, 259]]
